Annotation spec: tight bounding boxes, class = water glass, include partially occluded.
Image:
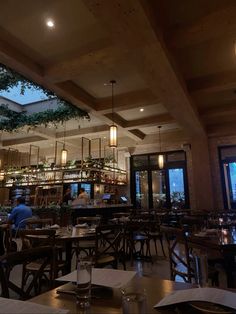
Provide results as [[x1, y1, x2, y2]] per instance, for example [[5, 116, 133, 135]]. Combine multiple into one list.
[[76, 258, 92, 309], [121, 287, 147, 314]]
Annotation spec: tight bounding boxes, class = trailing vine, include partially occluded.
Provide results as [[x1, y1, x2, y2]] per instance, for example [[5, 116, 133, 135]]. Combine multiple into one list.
[[0, 64, 90, 131]]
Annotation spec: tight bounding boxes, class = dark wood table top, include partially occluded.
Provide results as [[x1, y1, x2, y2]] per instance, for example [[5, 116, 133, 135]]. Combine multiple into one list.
[[30, 275, 194, 314], [188, 228, 236, 250]]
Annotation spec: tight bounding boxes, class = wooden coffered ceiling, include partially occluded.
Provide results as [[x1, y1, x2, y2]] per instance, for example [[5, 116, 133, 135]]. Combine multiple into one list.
[[0, 0, 236, 155]]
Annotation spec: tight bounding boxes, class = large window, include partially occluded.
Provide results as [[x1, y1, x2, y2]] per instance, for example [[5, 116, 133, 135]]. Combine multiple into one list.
[[131, 151, 189, 210], [169, 168, 185, 209], [219, 146, 236, 209]]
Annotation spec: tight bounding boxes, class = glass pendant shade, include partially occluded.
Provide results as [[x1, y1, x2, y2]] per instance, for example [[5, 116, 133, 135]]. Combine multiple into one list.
[[109, 125, 118, 148], [158, 154, 164, 169], [61, 147, 68, 166]]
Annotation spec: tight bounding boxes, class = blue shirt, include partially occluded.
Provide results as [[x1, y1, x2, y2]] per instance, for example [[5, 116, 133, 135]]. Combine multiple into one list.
[[9, 204, 32, 229]]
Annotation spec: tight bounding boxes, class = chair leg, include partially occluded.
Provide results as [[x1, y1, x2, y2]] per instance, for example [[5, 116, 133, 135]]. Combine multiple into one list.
[[154, 239, 158, 255], [159, 237, 166, 257]]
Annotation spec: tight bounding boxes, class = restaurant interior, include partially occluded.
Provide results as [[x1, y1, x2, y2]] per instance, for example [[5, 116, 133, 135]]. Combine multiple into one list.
[[1, 0, 236, 313]]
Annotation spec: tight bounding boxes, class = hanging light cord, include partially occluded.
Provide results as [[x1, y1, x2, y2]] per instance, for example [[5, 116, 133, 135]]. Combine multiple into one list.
[[63, 123, 66, 148], [158, 126, 162, 153], [110, 80, 116, 125]]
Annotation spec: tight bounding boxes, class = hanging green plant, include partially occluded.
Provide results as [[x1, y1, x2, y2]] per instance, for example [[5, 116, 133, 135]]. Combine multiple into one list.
[[0, 64, 90, 131], [0, 104, 90, 132]]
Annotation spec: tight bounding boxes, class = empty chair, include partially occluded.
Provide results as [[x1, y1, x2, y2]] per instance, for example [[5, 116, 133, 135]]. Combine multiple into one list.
[[123, 221, 152, 265], [0, 246, 54, 299], [94, 224, 125, 269], [160, 225, 219, 286], [76, 216, 101, 227], [19, 229, 66, 293], [148, 221, 166, 257], [25, 218, 53, 229], [160, 225, 194, 283], [0, 224, 14, 256]]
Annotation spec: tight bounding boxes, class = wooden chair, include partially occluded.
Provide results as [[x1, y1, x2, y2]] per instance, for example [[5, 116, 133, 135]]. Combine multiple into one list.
[[160, 225, 194, 283], [0, 246, 54, 300], [25, 218, 53, 229], [160, 225, 219, 286], [148, 221, 166, 257], [0, 224, 14, 256], [19, 229, 66, 293], [76, 216, 101, 227], [123, 221, 152, 265], [73, 217, 101, 257], [94, 224, 125, 269]]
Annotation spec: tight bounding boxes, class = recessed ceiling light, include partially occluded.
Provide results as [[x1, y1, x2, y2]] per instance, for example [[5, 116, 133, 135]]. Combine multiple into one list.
[[140, 108, 144, 112], [46, 19, 55, 28], [103, 136, 106, 139]]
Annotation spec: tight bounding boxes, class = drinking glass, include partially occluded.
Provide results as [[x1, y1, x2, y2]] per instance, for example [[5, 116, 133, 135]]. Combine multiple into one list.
[[121, 287, 147, 314], [76, 258, 92, 309]]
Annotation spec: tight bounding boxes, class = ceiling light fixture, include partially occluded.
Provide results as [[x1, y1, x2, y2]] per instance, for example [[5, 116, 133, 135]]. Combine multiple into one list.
[[140, 108, 144, 112], [158, 126, 164, 169], [46, 19, 55, 28], [61, 124, 68, 166], [109, 80, 118, 148]]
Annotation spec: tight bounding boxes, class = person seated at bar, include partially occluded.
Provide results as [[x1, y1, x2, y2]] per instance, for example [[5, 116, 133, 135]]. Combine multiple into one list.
[[7, 197, 32, 235], [72, 188, 90, 206]]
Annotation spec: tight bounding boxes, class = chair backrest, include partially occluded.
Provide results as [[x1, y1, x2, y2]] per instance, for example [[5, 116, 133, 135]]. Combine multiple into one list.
[[76, 216, 101, 227], [160, 225, 194, 283], [0, 246, 54, 299], [0, 224, 13, 255], [25, 218, 53, 229], [94, 224, 123, 268], [19, 229, 56, 250], [181, 215, 205, 232]]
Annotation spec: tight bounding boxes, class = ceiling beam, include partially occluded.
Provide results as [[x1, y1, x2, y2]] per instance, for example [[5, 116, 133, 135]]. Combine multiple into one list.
[[129, 129, 145, 140], [125, 113, 174, 129], [105, 112, 174, 129], [56, 125, 109, 139], [44, 45, 126, 82], [200, 102, 236, 118], [2, 136, 45, 147], [187, 70, 236, 94], [82, 0, 205, 136], [165, 3, 236, 49], [96, 89, 159, 113], [56, 80, 97, 111], [207, 122, 236, 137]]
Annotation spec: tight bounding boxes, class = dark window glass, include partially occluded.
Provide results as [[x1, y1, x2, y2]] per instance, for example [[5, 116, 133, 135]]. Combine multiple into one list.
[[133, 155, 149, 168], [167, 152, 185, 162]]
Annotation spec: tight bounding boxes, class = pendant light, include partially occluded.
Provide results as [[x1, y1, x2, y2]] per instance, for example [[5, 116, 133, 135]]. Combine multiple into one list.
[[109, 80, 118, 148], [61, 124, 68, 166], [158, 126, 164, 169]]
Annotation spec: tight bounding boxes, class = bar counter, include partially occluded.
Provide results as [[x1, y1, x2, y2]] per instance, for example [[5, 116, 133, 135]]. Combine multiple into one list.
[[71, 204, 133, 223]]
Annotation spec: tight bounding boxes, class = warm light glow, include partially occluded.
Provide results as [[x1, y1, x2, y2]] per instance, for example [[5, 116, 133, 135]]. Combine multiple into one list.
[[46, 19, 55, 28], [140, 108, 144, 112], [61, 148, 68, 166], [109, 125, 118, 147], [0, 170, 4, 181], [158, 154, 164, 169]]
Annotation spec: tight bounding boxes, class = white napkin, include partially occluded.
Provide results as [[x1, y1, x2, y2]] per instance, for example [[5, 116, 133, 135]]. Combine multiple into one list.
[[75, 223, 88, 228], [50, 224, 60, 229]]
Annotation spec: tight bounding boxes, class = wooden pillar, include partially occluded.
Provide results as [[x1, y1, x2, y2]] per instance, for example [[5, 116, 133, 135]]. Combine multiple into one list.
[[190, 136, 214, 211]]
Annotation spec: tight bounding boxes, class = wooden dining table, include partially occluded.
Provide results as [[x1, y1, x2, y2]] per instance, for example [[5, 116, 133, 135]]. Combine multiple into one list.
[[188, 228, 236, 288], [28, 227, 96, 274], [30, 275, 194, 314]]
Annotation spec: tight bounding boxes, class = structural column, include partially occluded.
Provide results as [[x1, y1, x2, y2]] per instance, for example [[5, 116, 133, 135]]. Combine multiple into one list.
[[190, 136, 214, 211]]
